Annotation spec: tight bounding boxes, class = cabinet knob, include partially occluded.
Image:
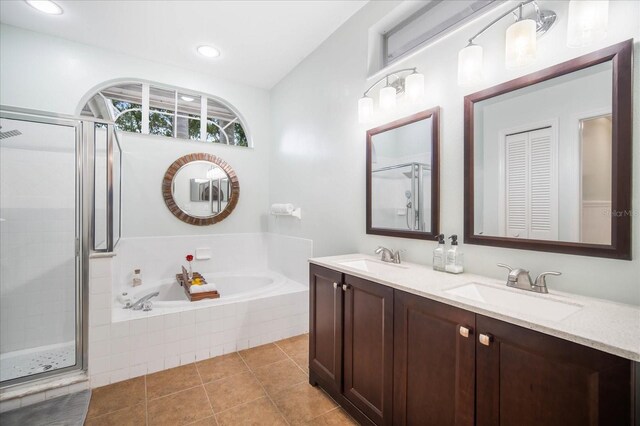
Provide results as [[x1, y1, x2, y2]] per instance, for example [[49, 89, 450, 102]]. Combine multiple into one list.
[[342, 284, 350, 291], [459, 326, 472, 338], [479, 333, 493, 346], [333, 282, 340, 289]]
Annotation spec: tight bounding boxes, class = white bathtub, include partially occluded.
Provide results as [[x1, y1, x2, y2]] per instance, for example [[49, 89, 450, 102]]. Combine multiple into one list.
[[112, 270, 306, 321]]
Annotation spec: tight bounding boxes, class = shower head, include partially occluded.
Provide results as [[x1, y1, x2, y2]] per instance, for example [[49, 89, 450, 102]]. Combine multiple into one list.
[[0, 126, 22, 140]]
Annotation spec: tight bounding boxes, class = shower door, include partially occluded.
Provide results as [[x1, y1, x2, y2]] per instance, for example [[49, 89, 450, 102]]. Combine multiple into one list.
[[0, 113, 82, 386]]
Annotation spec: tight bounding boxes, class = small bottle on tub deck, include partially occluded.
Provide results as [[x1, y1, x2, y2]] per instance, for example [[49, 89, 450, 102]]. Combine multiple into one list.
[[132, 269, 142, 287]]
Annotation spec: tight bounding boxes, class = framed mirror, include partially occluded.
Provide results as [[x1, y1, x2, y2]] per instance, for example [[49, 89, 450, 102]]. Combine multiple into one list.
[[162, 153, 239, 225], [367, 107, 440, 240], [464, 40, 632, 259]]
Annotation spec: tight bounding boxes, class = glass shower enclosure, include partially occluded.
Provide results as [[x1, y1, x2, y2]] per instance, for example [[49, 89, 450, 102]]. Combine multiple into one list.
[[0, 106, 121, 387]]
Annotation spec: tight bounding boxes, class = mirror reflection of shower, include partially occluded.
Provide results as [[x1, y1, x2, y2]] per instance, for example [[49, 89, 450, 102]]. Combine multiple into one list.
[[371, 161, 429, 231]]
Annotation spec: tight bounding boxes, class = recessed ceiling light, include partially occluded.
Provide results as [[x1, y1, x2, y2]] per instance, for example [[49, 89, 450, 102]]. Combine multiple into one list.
[[25, 0, 63, 15], [180, 96, 195, 102], [197, 45, 221, 58]]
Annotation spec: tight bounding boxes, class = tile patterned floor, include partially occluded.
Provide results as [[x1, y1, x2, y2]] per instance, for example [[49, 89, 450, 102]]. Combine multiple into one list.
[[84, 334, 358, 425]]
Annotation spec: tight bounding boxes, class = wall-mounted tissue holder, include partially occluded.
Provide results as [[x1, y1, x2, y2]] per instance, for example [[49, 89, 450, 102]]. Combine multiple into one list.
[[270, 203, 302, 219]]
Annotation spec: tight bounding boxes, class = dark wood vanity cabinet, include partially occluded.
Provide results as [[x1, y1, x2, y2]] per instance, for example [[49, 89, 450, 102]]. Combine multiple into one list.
[[475, 315, 632, 426], [393, 290, 475, 426], [309, 264, 343, 394], [310, 264, 634, 426], [309, 265, 394, 425]]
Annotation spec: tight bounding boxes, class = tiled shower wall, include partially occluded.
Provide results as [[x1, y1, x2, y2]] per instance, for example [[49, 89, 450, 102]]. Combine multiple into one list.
[[0, 142, 77, 355]]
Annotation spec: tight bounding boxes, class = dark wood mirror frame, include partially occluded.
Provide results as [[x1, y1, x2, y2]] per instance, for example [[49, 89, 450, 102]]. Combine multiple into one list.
[[162, 153, 240, 226], [366, 107, 440, 240], [464, 39, 632, 259]]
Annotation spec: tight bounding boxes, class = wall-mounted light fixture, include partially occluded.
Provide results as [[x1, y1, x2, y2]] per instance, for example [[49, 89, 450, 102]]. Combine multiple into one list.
[[457, 0, 610, 87], [358, 68, 424, 123], [458, 1, 557, 86]]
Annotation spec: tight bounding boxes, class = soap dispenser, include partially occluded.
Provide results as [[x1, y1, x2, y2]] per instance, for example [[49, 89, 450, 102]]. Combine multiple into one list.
[[445, 235, 464, 274], [433, 234, 446, 272]]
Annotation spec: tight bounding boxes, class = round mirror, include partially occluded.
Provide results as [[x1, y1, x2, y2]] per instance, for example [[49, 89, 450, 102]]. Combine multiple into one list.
[[162, 153, 239, 225]]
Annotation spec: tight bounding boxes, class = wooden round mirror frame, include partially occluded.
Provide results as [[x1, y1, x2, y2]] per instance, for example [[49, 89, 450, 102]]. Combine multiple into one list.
[[162, 153, 240, 226]]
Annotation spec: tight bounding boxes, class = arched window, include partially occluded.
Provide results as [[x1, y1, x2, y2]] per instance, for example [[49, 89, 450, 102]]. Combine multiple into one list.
[[81, 81, 250, 147]]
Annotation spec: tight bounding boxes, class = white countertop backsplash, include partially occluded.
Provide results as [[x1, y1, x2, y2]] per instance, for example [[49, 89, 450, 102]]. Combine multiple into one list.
[[310, 254, 640, 362]]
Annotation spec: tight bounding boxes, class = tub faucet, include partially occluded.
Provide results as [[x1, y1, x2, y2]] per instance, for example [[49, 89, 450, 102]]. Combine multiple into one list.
[[128, 292, 159, 310], [375, 246, 403, 264]]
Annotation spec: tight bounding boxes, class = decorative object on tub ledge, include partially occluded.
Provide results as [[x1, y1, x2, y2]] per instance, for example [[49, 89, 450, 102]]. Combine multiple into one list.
[[162, 153, 239, 226], [270, 203, 302, 219], [186, 254, 194, 280], [358, 67, 424, 124], [176, 268, 220, 301]]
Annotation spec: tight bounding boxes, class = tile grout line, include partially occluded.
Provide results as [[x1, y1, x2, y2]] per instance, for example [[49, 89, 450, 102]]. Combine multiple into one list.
[[273, 340, 309, 377], [273, 338, 345, 424], [237, 347, 291, 426], [144, 374, 148, 426], [194, 361, 217, 423]]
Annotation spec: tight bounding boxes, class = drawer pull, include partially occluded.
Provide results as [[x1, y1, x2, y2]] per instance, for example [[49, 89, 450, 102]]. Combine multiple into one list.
[[479, 333, 493, 346], [459, 326, 472, 338]]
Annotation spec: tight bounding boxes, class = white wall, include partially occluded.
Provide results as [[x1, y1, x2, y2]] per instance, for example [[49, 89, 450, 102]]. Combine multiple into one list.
[[269, 0, 640, 305], [0, 24, 272, 238]]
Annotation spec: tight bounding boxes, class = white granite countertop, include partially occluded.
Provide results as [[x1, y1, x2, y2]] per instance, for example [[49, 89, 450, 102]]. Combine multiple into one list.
[[309, 254, 640, 362]]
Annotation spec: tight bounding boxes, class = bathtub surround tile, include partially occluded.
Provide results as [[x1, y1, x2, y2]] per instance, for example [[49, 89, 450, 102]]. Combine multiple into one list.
[[238, 343, 287, 370], [146, 364, 201, 400], [253, 359, 307, 396], [273, 382, 338, 425], [86, 376, 145, 418], [214, 397, 287, 426], [85, 403, 147, 426], [203, 371, 265, 412], [147, 385, 213, 426]]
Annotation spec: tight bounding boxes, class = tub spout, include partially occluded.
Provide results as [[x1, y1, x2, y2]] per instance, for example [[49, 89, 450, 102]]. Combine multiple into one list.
[[128, 292, 159, 310]]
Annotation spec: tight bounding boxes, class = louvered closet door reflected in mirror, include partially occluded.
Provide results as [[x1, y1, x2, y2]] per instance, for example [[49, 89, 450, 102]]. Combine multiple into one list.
[[503, 127, 557, 241]]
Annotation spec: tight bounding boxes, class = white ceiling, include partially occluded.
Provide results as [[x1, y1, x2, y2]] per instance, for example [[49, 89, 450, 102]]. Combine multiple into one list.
[[0, 0, 367, 89]]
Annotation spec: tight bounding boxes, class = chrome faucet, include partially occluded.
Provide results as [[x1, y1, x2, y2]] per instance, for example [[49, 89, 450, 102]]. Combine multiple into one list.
[[127, 291, 159, 311], [375, 246, 403, 264], [497, 264, 561, 294]]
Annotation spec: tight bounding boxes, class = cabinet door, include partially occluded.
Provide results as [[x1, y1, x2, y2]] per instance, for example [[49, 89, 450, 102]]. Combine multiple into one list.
[[393, 290, 476, 426], [343, 274, 394, 425], [309, 264, 344, 393], [476, 315, 632, 426]]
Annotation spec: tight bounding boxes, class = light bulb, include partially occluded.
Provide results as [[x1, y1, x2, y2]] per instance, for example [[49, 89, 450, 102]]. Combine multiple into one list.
[[505, 19, 537, 69], [379, 86, 397, 111], [405, 72, 424, 102], [358, 96, 374, 124], [567, 0, 609, 47], [457, 44, 484, 87]]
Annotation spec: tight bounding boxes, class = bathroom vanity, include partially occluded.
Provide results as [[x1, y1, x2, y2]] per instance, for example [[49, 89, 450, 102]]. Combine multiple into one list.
[[308, 255, 639, 426]]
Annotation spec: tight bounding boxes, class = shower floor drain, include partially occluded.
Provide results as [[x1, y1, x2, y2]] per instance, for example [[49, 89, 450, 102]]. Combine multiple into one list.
[[1, 343, 75, 382]]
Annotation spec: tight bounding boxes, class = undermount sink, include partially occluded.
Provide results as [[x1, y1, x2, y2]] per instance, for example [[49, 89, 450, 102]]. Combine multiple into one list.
[[338, 259, 408, 273], [445, 282, 583, 322]]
